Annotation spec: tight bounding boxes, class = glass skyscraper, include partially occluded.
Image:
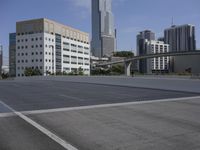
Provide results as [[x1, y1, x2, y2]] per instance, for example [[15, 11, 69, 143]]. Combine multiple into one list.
[[91, 0, 116, 58], [164, 24, 196, 52]]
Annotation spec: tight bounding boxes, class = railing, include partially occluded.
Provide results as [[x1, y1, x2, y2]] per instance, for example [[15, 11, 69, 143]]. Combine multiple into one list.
[[97, 50, 200, 66]]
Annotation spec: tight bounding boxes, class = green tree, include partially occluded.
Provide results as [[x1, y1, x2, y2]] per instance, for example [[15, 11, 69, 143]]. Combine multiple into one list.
[[78, 67, 84, 75], [111, 64, 124, 74], [24, 68, 42, 76]]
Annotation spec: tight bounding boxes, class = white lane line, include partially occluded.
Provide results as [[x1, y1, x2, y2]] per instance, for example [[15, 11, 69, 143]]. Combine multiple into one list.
[[0, 112, 16, 118], [0, 101, 78, 150], [22, 96, 200, 115]]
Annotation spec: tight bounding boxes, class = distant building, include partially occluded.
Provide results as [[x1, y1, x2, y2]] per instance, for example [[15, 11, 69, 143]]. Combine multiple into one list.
[[9, 33, 16, 77], [136, 30, 155, 73], [91, 0, 116, 58], [164, 24, 196, 52], [0, 45, 2, 75], [146, 40, 170, 74], [158, 37, 164, 42], [11, 18, 90, 77], [2, 65, 9, 74]]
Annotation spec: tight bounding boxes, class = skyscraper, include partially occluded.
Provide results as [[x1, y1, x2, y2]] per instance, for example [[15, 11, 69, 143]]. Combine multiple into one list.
[[164, 24, 196, 52], [136, 30, 155, 73], [9, 33, 16, 77], [91, 0, 116, 58]]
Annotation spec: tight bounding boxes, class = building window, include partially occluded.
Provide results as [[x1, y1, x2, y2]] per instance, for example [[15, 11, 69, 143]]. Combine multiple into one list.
[[31, 38, 34, 41], [40, 37, 42, 40], [40, 52, 43, 55], [40, 45, 42, 48]]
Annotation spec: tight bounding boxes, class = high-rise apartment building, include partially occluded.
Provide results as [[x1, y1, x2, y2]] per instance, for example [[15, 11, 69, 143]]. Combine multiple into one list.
[[11, 18, 90, 77], [164, 24, 196, 52], [9, 33, 16, 77], [91, 0, 116, 58], [0, 45, 2, 75], [146, 40, 170, 74], [136, 30, 155, 73]]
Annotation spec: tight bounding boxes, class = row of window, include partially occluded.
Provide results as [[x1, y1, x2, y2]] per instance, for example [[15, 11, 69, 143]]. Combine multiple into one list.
[[17, 59, 43, 63], [17, 32, 89, 44], [63, 61, 89, 65], [63, 42, 89, 50], [17, 37, 43, 43], [17, 45, 43, 49], [17, 58, 89, 63], [18, 51, 43, 56], [17, 66, 43, 70]]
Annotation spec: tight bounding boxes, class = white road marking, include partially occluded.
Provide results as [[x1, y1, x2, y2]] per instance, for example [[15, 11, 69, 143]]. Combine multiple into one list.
[[0, 112, 16, 118], [21, 96, 200, 115], [0, 100, 78, 150]]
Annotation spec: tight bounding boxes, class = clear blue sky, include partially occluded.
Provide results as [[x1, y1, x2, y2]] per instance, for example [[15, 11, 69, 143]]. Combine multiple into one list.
[[1, 0, 200, 65]]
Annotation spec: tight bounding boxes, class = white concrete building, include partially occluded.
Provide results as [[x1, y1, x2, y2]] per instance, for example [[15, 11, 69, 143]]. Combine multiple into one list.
[[146, 40, 170, 74], [15, 18, 90, 77]]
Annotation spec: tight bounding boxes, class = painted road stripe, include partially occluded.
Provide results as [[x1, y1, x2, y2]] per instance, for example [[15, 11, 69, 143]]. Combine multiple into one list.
[[22, 96, 200, 115], [0, 101, 78, 150], [0, 112, 15, 118]]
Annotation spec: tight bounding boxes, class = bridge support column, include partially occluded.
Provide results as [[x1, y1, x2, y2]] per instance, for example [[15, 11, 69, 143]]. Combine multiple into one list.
[[124, 61, 132, 76]]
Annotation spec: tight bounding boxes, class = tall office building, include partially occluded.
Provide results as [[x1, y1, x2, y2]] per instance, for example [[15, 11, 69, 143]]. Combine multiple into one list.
[[9, 33, 16, 77], [0, 45, 2, 75], [164, 24, 196, 52], [136, 30, 155, 73], [91, 0, 116, 58], [11, 18, 90, 77]]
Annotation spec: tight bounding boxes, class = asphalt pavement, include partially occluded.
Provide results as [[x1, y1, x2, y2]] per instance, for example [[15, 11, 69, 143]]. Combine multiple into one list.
[[0, 76, 200, 150]]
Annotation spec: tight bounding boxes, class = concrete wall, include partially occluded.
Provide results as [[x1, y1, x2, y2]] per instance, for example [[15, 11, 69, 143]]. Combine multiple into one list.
[[174, 55, 200, 74]]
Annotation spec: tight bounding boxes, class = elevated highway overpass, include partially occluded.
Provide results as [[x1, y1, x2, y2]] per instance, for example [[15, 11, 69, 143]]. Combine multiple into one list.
[[97, 50, 200, 76]]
